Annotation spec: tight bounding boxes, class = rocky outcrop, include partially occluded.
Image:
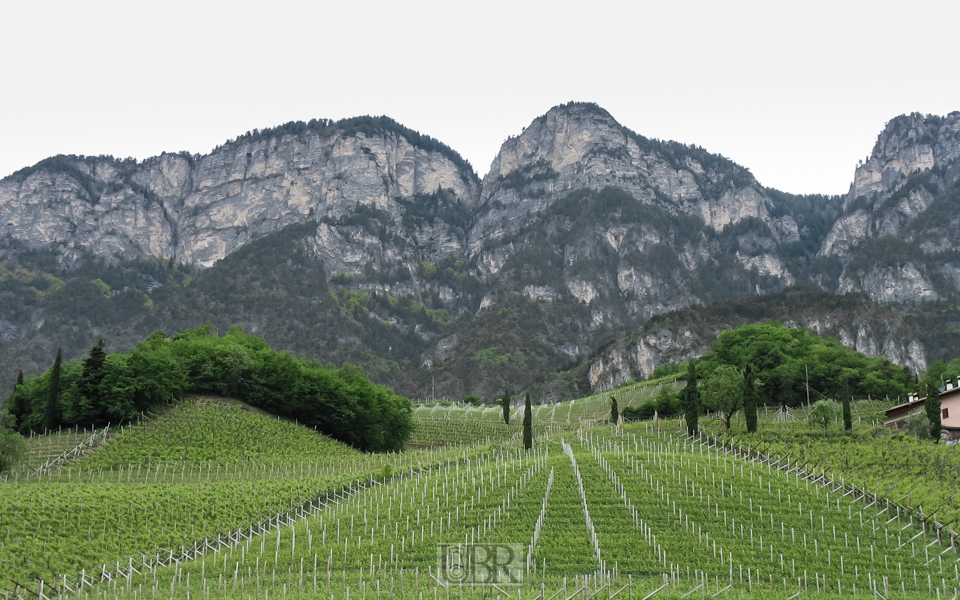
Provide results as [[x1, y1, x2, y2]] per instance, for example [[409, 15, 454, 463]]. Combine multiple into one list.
[[837, 263, 939, 304], [847, 113, 959, 204], [588, 326, 699, 391], [470, 103, 776, 255], [815, 112, 960, 302], [0, 120, 479, 269]]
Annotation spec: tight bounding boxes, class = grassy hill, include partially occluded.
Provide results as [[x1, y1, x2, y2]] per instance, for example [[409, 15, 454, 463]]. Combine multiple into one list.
[[0, 397, 459, 590], [1, 393, 959, 599]]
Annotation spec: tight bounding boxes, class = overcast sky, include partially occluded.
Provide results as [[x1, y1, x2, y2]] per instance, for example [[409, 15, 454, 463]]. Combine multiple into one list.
[[1, 0, 958, 196]]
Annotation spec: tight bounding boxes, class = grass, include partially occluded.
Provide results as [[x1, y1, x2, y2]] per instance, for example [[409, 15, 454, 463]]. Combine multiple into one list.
[[72, 396, 357, 466]]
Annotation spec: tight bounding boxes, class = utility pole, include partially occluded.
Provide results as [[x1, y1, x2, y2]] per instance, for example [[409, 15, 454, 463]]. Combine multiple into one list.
[[805, 365, 810, 408]]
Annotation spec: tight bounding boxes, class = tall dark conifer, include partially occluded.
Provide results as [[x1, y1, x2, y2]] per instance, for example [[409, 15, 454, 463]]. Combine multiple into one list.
[[841, 383, 853, 431], [610, 395, 619, 424], [681, 360, 700, 436], [44, 349, 63, 432], [79, 339, 107, 424], [500, 391, 511, 425], [523, 392, 533, 450], [743, 363, 758, 433], [926, 380, 942, 443]]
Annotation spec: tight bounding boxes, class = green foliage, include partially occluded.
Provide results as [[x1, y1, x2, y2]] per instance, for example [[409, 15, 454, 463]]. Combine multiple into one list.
[[425, 307, 453, 327], [331, 288, 371, 320], [648, 361, 685, 381], [621, 385, 682, 422], [497, 160, 559, 191], [765, 189, 843, 263], [397, 187, 473, 232], [807, 399, 839, 430], [474, 346, 511, 366], [701, 364, 743, 430], [417, 257, 437, 279], [8, 326, 412, 452], [609, 394, 619, 424], [463, 394, 482, 406], [0, 408, 26, 474], [904, 410, 931, 440], [697, 320, 913, 407]]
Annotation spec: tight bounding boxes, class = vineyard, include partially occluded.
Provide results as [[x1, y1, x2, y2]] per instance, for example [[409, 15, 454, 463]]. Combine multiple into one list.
[[411, 378, 683, 427], [2, 393, 960, 599]]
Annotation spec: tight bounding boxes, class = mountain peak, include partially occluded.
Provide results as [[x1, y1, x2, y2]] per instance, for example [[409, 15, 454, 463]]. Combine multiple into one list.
[[848, 111, 960, 203]]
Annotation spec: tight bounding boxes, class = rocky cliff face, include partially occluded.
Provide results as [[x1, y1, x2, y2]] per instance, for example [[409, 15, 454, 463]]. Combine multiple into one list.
[[2, 104, 956, 399], [0, 118, 479, 269], [819, 112, 960, 304], [471, 104, 785, 275]]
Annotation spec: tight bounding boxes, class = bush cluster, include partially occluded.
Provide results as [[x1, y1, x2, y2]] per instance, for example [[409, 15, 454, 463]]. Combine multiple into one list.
[[3, 325, 412, 452]]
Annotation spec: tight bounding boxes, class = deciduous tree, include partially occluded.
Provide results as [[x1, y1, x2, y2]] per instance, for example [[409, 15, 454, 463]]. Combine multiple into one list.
[[808, 399, 838, 431], [702, 364, 744, 430]]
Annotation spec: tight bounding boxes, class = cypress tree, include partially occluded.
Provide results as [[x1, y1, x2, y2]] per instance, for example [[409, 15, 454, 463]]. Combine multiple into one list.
[[79, 339, 107, 423], [743, 363, 758, 433], [610, 395, 619, 424], [842, 387, 853, 431], [7, 371, 26, 432], [43, 349, 63, 432], [523, 392, 533, 450], [500, 391, 511, 425], [926, 379, 942, 443], [681, 360, 700, 436]]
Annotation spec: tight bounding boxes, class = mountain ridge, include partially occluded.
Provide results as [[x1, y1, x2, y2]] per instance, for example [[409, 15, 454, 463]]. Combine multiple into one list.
[[2, 103, 959, 400]]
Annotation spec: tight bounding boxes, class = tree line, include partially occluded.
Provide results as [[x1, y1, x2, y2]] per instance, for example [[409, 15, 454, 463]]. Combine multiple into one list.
[[2, 324, 413, 453], [623, 321, 920, 433]]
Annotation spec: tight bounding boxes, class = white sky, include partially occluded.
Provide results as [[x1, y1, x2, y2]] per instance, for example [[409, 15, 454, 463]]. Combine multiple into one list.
[[1, 0, 958, 196]]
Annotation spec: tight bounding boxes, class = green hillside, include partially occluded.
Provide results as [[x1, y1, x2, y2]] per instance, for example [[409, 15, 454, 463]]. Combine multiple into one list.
[[0, 398, 463, 591], [2, 389, 959, 599]]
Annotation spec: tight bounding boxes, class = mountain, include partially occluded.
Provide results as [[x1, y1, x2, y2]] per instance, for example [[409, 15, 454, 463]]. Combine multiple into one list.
[[1, 103, 958, 400], [821, 113, 960, 303]]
